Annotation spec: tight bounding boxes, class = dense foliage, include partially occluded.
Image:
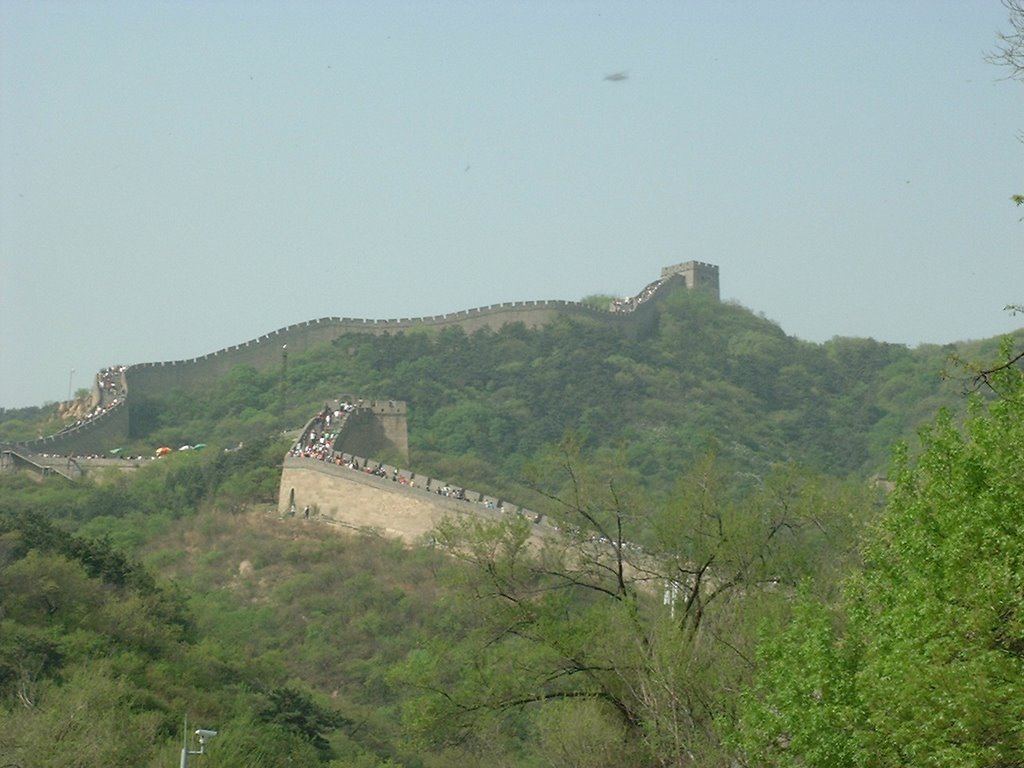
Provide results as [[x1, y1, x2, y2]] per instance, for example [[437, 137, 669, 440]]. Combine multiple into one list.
[[391, 441, 876, 767], [57, 287, 1016, 503], [0, 402, 70, 443], [0, 443, 460, 767], [302, 290, 980, 486], [734, 340, 1024, 766], [2, 281, 1022, 765], [0, 425, 876, 767]]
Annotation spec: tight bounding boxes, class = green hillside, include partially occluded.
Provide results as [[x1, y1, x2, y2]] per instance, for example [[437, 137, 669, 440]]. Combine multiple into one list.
[[108, 288, 1016, 492], [1, 292, 1022, 767]]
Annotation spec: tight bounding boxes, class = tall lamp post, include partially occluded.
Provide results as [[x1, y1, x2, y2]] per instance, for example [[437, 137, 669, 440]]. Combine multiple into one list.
[[280, 344, 288, 415], [68, 368, 75, 401], [179, 717, 217, 768]]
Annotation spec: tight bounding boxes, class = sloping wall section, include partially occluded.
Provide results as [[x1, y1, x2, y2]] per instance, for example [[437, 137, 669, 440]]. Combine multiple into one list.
[[9, 265, 717, 456], [277, 455, 546, 545]]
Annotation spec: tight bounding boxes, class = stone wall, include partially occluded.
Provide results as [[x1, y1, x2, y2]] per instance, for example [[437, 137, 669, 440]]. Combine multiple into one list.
[[119, 280, 699, 403], [332, 400, 409, 463], [277, 455, 546, 545], [661, 260, 720, 299], [13, 267, 715, 456], [15, 401, 130, 456], [1, 449, 80, 481], [122, 300, 608, 400]]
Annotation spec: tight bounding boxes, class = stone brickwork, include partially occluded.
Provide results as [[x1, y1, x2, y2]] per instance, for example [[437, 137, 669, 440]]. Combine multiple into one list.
[[1, 449, 81, 481], [9, 265, 718, 456], [277, 455, 546, 545], [337, 400, 409, 462], [13, 401, 130, 456], [661, 261, 720, 299], [121, 300, 604, 400]]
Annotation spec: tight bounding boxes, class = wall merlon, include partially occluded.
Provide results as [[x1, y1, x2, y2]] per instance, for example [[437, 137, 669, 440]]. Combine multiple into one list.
[[25, 264, 717, 455], [281, 453, 547, 541]]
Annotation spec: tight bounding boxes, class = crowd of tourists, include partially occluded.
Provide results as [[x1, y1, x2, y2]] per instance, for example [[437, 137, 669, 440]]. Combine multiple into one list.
[[287, 399, 359, 461], [97, 365, 127, 402], [336, 454, 494, 511], [610, 278, 666, 313], [54, 364, 128, 436], [56, 404, 116, 433], [286, 400, 520, 515]]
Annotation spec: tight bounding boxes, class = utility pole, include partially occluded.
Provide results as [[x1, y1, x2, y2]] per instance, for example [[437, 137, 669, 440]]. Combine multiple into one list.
[[280, 344, 288, 416]]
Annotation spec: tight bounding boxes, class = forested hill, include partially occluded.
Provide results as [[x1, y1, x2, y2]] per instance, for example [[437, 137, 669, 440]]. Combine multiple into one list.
[[1, 284, 1022, 768], [319, 290, 1012, 484], [88, 284, 1015, 496], [2, 282, 1016, 491]]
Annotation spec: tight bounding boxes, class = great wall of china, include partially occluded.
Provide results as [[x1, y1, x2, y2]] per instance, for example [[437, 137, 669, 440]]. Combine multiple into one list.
[[2, 262, 720, 540]]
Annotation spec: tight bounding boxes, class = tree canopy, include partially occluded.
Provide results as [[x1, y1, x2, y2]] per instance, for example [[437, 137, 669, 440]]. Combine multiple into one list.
[[735, 340, 1024, 767]]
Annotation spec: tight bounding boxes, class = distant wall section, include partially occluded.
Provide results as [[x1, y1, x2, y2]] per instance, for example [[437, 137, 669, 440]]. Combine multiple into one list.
[[15, 402, 129, 456], [277, 455, 544, 545], [661, 261, 720, 299], [15, 264, 719, 455], [333, 400, 409, 462], [123, 300, 603, 401]]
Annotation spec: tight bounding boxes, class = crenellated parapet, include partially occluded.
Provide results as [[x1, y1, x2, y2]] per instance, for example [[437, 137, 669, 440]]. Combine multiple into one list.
[[118, 281, 693, 403], [122, 298, 613, 397], [277, 453, 549, 545], [12, 265, 718, 456], [288, 397, 409, 466], [661, 261, 720, 298], [13, 399, 129, 456]]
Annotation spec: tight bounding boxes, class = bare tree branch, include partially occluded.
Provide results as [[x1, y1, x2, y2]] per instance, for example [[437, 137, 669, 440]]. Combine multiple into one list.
[[989, 0, 1024, 80]]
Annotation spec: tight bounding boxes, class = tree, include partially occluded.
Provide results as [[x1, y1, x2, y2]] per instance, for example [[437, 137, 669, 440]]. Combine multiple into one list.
[[989, 0, 1024, 81], [733, 591, 867, 768], [736, 339, 1024, 767], [989, 1, 1024, 210], [255, 685, 348, 758], [393, 438, 867, 767], [0, 660, 165, 768]]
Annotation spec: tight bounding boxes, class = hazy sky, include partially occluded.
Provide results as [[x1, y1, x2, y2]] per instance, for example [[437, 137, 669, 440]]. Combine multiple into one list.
[[2, 1, 1022, 408]]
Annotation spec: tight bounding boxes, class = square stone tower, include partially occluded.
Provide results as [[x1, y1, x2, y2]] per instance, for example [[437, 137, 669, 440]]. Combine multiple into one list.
[[661, 261, 720, 300]]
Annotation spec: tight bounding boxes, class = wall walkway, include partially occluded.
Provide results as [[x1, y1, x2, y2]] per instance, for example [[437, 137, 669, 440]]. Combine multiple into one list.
[[277, 454, 547, 545], [5, 267, 721, 544], [10, 270, 696, 458]]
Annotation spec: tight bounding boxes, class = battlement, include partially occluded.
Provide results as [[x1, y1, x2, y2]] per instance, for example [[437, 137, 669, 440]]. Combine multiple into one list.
[[10, 264, 719, 456], [277, 454, 550, 545], [660, 261, 720, 299]]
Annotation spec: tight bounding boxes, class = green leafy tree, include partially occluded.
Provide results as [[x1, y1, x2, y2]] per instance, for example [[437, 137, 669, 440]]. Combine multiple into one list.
[[393, 439, 866, 767], [0, 660, 165, 768], [737, 339, 1024, 767], [200, 716, 324, 768], [734, 591, 868, 768], [255, 685, 348, 758]]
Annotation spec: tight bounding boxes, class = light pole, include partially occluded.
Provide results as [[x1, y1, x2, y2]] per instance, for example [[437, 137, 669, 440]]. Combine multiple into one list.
[[68, 368, 75, 401], [280, 344, 288, 415], [179, 717, 217, 768]]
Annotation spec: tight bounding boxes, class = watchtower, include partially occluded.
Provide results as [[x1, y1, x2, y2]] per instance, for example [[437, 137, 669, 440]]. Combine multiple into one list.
[[661, 261, 720, 300]]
